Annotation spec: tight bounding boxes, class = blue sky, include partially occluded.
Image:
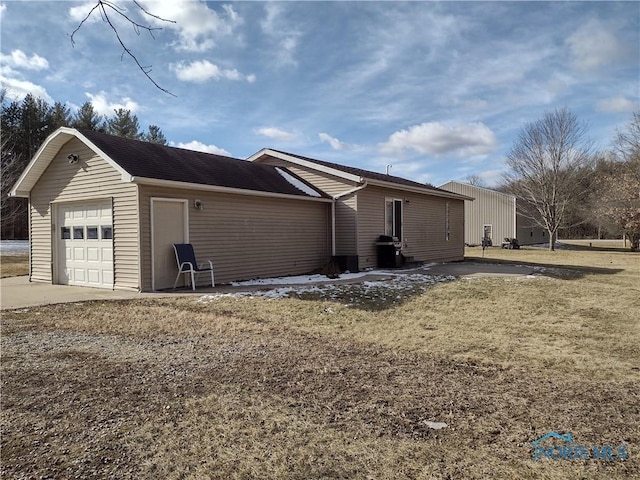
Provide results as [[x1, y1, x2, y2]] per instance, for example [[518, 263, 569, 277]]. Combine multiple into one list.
[[1, 1, 638, 187]]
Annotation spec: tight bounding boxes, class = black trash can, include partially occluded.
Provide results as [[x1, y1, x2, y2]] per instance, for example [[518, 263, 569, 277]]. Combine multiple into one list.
[[376, 235, 403, 268]]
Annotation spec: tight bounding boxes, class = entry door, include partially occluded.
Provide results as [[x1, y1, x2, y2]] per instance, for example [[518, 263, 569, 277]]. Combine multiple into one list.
[[57, 201, 113, 288], [151, 199, 188, 290]]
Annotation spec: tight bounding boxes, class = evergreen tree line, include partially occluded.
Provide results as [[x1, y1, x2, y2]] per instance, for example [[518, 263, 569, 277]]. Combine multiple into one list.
[[1, 91, 167, 239]]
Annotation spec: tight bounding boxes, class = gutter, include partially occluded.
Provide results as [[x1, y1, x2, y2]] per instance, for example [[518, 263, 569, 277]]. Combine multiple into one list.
[[129, 176, 333, 203]]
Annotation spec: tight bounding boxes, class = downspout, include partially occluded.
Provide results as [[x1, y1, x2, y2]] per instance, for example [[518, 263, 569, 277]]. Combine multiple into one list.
[[331, 181, 367, 257]]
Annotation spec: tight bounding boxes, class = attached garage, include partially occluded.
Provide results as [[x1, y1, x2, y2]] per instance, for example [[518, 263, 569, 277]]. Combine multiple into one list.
[[10, 128, 332, 292]]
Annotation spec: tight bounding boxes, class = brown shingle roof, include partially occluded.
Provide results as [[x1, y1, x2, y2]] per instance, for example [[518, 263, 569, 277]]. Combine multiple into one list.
[[80, 131, 326, 198], [269, 149, 457, 195]]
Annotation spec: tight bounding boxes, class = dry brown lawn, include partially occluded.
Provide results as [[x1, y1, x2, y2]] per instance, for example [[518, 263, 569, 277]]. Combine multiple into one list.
[[1, 243, 639, 479], [0, 253, 28, 278]]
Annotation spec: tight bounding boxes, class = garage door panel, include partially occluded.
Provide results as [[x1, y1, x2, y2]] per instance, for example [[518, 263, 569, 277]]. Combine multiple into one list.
[[102, 248, 113, 262], [103, 270, 113, 285], [57, 200, 113, 289], [87, 247, 99, 261], [73, 268, 86, 282], [87, 269, 100, 284]]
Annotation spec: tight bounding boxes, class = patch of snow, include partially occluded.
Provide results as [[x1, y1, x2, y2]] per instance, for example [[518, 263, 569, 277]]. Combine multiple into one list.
[[231, 271, 375, 286], [423, 421, 448, 430], [0, 240, 29, 255], [275, 167, 322, 197]]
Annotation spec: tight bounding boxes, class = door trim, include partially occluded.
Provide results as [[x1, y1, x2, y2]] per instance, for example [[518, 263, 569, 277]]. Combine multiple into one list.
[[150, 197, 189, 291]]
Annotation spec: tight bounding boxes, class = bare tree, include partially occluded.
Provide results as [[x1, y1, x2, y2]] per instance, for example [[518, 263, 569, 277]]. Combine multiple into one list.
[[590, 112, 640, 250], [1, 133, 28, 239], [503, 108, 594, 251], [614, 111, 640, 161], [463, 174, 486, 187], [70, 1, 176, 96]]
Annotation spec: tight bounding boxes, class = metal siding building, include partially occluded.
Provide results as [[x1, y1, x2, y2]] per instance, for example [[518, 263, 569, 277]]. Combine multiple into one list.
[[439, 181, 516, 246]]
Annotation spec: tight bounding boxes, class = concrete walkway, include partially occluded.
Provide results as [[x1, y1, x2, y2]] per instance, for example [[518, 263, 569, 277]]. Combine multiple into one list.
[[1, 262, 538, 310]]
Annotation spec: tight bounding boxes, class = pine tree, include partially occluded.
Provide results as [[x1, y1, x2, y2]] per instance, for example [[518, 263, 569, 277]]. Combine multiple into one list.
[[107, 108, 141, 139], [143, 124, 167, 145], [72, 102, 105, 131]]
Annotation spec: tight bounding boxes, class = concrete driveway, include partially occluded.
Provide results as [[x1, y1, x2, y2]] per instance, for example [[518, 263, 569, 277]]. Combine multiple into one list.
[[1, 262, 538, 310], [0, 276, 145, 310]]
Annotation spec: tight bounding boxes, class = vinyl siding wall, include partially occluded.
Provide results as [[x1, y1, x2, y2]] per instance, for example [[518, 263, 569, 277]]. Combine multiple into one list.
[[356, 186, 465, 269], [440, 182, 515, 245], [28, 138, 139, 290], [139, 186, 331, 290], [255, 157, 360, 257]]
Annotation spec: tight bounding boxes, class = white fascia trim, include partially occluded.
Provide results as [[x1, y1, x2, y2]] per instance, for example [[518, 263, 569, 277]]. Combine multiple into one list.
[[9, 127, 133, 197], [333, 183, 368, 199], [366, 178, 475, 201], [131, 176, 333, 202], [248, 148, 363, 184]]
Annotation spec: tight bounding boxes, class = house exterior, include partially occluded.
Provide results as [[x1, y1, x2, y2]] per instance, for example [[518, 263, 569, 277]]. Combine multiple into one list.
[[438, 181, 546, 246], [10, 128, 470, 292], [250, 149, 471, 270]]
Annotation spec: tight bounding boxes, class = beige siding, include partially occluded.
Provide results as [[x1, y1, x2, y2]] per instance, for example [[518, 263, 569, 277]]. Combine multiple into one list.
[[139, 186, 331, 289], [335, 194, 357, 255], [440, 182, 516, 245], [356, 186, 465, 269], [29, 138, 139, 290], [256, 157, 357, 196]]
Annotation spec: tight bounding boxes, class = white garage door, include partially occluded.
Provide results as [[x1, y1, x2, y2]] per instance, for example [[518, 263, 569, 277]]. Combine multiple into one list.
[[57, 201, 114, 288]]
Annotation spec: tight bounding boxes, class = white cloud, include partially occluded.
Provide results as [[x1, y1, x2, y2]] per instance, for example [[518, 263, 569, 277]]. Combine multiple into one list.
[[318, 133, 355, 151], [172, 140, 231, 157], [596, 95, 637, 113], [139, 0, 242, 52], [566, 20, 622, 72], [172, 60, 254, 83], [0, 50, 49, 70], [260, 3, 301, 67], [0, 4, 6, 19], [380, 122, 497, 157], [68, 1, 100, 23], [84, 92, 139, 116], [0, 75, 53, 103], [255, 127, 295, 141]]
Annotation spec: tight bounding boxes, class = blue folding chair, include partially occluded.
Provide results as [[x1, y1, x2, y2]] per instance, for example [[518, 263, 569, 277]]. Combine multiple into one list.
[[172, 243, 215, 290]]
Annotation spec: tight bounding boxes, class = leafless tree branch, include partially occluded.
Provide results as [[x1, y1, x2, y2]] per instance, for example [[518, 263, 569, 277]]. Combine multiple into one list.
[[70, 1, 176, 96]]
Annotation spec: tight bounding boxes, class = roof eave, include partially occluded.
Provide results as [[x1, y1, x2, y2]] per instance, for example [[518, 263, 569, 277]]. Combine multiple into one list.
[[131, 176, 333, 202], [248, 148, 364, 184], [366, 178, 474, 200]]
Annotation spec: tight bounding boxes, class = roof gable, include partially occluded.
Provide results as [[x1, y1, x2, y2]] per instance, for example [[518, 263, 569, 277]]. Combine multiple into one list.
[[11, 128, 327, 200], [249, 148, 473, 200]]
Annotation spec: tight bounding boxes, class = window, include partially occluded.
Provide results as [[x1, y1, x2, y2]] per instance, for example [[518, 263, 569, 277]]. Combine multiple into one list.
[[385, 198, 402, 239], [101, 226, 113, 240], [61, 227, 71, 239], [445, 202, 450, 241], [73, 226, 84, 239], [87, 226, 98, 240]]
